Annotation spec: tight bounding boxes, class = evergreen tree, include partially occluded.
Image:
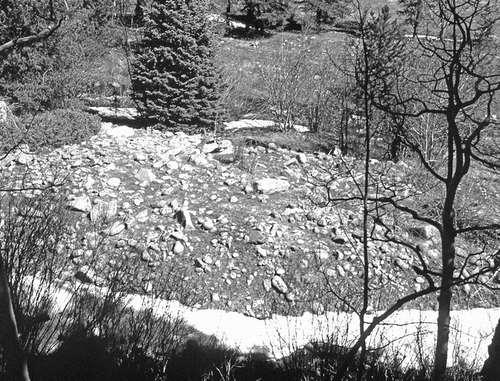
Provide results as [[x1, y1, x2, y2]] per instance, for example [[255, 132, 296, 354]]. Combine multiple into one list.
[[131, 0, 220, 131]]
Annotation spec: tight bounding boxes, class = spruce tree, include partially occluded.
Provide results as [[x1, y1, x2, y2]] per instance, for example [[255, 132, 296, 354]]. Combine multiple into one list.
[[131, 0, 220, 131]]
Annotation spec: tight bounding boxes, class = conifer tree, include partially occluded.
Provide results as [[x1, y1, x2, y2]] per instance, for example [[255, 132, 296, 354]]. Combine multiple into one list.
[[131, 0, 220, 131]]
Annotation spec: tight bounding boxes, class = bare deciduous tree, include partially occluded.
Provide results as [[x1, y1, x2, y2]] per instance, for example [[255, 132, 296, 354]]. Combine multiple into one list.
[[314, 1, 500, 380], [373, 1, 500, 379]]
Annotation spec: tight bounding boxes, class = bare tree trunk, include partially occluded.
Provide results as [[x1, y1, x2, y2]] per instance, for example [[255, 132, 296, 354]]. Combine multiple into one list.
[[433, 227, 455, 381], [0, 260, 30, 381], [434, 127, 459, 381]]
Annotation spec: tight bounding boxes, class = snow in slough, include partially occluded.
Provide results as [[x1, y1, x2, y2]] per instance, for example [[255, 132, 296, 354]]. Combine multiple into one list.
[[48, 281, 498, 370]]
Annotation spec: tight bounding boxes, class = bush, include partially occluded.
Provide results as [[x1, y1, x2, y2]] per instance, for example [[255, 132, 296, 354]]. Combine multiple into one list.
[[0, 2, 121, 113], [0, 109, 102, 152]]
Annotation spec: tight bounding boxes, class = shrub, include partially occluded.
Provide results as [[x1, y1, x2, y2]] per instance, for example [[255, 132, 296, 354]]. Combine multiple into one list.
[[131, 0, 221, 132], [0, 189, 74, 361], [257, 36, 340, 133], [2, 109, 102, 151], [0, 2, 121, 113]]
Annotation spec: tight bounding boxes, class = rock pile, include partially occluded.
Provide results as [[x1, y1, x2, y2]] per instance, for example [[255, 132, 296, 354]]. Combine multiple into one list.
[[0, 121, 492, 316]]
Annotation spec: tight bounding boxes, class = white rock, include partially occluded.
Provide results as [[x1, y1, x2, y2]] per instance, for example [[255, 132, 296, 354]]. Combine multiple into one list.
[[253, 178, 290, 194], [212, 293, 220, 302], [84, 175, 95, 190], [135, 168, 156, 183], [170, 230, 188, 242], [271, 275, 288, 294], [152, 160, 165, 169], [203, 219, 215, 230], [67, 195, 92, 213], [166, 161, 179, 170], [315, 249, 330, 261], [409, 225, 439, 240], [134, 153, 148, 162], [189, 154, 209, 167], [107, 221, 126, 236], [107, 177, 121, 188], [292, 125, 310, 132], [173, 241, 184, 254], [202, 142, 219, 153], [16, 153, 32, 165], [136, 210, 149, 223], [257, 247, 267, 257]]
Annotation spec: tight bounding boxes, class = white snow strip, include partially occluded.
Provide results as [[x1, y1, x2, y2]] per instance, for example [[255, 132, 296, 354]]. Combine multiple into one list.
[[33, 279, 500, 370]]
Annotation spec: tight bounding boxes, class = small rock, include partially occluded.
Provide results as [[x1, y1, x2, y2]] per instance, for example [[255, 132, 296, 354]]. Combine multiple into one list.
[[257, 247, 267, 257], [296, 153, 307, 164], [189, 154, 209, 166], [107, 177, 121, 188], [315, 249, 329, 260], [170, 199, 181, 212], [141, 250, 153, 262], [285, 292, 296, 303], [136, 210, 149, 223], [84, 175, 95, 190], [395, 258, 409, 270], [202, 219, 214, 230], [152, 160, 165, 169], [106, 221, 126, 236], [166, 161, 179, 170], [170, 230, 188, 242], [67, 195, 92, 213], [212, 293, 220, 302], [202, 142, 219, 153], [16, 153, 32, 165], [135, 168, 156, 183], [173, 241, 184, 254], [332, 235, 347, 244], [175, 207, 195, 231], [317, 218, 327, 227], [263, 279, 272, 292], [409, 225, 439, 240], [271, 275, 288, 294], [248, 230, 266, 245], [134, 153, 148, 162]]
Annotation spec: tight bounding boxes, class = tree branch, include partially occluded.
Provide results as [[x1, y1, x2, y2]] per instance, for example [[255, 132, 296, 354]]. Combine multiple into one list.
[[0, 18, 63, 54]]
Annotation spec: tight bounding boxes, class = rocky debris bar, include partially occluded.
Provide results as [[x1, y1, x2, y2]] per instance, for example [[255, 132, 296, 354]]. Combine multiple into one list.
[[1, 120, 497, 324]]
